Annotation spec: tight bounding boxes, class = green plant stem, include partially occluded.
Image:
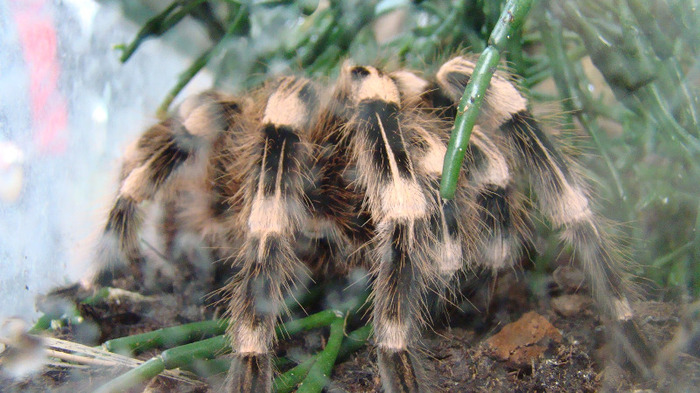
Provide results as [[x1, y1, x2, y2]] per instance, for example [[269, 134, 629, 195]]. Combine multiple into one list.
[[692, 201, 700, 295], [284, 6, 334, 56], [30, 288, 110, 333], [102, 307, 342, 356], [96, 289, 369, 392], [664, 58, 700, 130], [440, 0, 534, 199], [295, 316, 345, 393], [536, 9, 580, 119], [440, 46, 499, 199], [309, 1, 375, 68], [296, 8, 338, 67], [638, 85, 700, 152], [102, 319, 227, 355], [273, 324, 372, 392], [181, 354, 293, 377], [274, 323, 372, 392], [625, 0, 673, 59], [651, 242, 693, 269], [557, 1, 654, 92], [523, 45, 588, 89], [336, 324, 372, 360], [190, 2, 227, 42], [95, 310, 350, 392], [28, 314, 53, 334], [276, 309, 345, 338], [157, 4, 249, 116], [81, 287, 112, 305], [119, 0, 207, 63], [93, 358, 164, 393], [577, 113, 626, 200], [537, 8, 626, 201], [188, 323, 373, 381], [273, 356, 318, 393], [94, 335, 227, 393]]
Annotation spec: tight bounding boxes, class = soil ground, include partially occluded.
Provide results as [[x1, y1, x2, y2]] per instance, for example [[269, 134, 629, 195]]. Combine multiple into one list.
[[2, 257, 698, 393]]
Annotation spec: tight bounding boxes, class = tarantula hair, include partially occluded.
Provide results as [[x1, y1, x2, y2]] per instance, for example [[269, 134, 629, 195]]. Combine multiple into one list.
[[93, 55, 655, 392]]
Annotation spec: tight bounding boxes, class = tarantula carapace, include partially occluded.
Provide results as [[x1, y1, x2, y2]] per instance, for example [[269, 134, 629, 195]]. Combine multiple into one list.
[[95, 56, 653, 392]]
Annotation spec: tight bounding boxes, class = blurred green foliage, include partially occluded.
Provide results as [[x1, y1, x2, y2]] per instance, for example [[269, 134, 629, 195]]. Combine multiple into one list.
[[117, 0, 699, 296]]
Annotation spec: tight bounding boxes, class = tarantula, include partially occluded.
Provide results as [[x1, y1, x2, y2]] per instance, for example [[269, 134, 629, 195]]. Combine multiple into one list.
[[95, 55, 654, 392]]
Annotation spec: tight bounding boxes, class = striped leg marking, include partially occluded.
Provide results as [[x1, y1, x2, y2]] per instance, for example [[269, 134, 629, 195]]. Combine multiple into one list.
[[339, 65, 436, 393], [225, 77, 317, 393], [95, 95, 241, 285]]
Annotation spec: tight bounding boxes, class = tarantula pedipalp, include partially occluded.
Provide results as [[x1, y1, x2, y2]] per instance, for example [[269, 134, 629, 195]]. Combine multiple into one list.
[[95, 56, 653, 392]]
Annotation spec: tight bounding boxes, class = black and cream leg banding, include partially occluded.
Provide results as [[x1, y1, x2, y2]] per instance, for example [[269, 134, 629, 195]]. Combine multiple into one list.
[[95, 93, 242, 285], [224, 77, 317, 393]]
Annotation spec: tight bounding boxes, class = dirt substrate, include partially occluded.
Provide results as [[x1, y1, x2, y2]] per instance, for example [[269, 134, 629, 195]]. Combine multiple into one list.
[[2, 264, 698, 393]]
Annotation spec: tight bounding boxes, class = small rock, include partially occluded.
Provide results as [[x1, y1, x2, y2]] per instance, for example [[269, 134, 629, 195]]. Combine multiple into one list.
[[485, 311, 563, 369], [551, 294, 592, 317], [552, 265, 587, 292]]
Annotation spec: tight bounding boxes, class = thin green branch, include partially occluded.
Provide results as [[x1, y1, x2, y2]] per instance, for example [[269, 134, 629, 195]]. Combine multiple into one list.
[[190, 2, 227, 42], [556, 1, 655, 92], [118, 0, 207, 63], [94, 303, 360, 392], [536, 8, 626, 201], [179, 353, 292, 377], [536, 10, 581, 117], [102, 307, 343, 356], [102, 319, 227, 355], [577, 113, 626, 200], [94, 283, 370, 392], [94, 310, 340, 392], [638, 84, 700, 152], [651, 241, 693, 269], [441, 0, 534, 199], [29, 288, 111, 333], [184, 323, 373, 383], [94, 335, 227, 393], [625, 0, 673, 59], [693, 201, 700, 295], [276, 309, 345, 339], [295, 316, 345, 393], [93, 358, 165, 393], [28, 314, 53, 334], [157, 4, 249, 116], [274, 356, 318, 393], [273, 324, 373, 392], [338, 324, 372, 359], [663, 58, 700, 130]]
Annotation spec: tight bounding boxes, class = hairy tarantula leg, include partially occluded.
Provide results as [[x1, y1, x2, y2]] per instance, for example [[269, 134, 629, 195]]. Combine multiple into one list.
[[94, 93, 241, 285], [466, 130, 529, 270], [434, 56, 656, 371], [394, 69, 526, 276], [224, 77, 317, 393], [340, 65, 436, 393], [391, 71, 465, 285], [373, 221, 433, 393]]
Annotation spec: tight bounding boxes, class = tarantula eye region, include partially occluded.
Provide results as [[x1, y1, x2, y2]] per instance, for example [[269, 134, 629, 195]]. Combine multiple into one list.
[[343, 65, 400, 105], [350, 65, 371, 79]]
